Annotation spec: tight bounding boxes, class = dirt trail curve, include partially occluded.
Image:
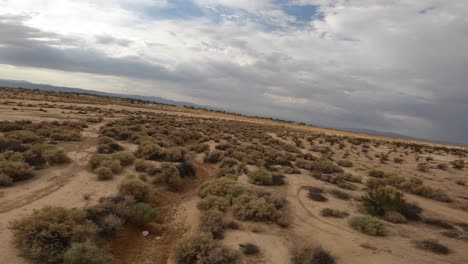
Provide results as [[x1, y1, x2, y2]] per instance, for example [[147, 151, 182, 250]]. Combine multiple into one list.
[[0, 123, 101, 213]]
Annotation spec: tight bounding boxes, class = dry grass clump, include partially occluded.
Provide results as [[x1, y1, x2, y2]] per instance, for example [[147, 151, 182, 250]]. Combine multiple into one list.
[[174, 232, 237, 264], [413, 240, 450, 255], [320, 208, 349, 218], [10, 206, 97, 263], [348, 215, 386, 236], [292, 246, 336, 264]]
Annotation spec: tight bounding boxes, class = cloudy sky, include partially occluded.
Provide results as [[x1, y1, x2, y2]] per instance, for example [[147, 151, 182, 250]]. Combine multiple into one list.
[[0, 1, 467, 145]]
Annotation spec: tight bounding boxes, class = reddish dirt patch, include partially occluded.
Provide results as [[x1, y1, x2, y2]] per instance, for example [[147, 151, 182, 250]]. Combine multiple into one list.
[[107, 159, 215, 264]]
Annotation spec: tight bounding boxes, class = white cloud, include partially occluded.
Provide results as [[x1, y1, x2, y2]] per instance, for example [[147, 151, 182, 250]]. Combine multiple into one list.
[[0, 0, 467, 144]]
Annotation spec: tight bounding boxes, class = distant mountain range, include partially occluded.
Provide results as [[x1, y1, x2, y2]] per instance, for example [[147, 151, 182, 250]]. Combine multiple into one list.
[[0, 79, 207, 109], [1, 79, 465, 147]]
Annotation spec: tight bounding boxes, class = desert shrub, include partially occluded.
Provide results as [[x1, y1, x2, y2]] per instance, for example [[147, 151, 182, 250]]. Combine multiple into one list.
[[63, 241, 113, 264], [95, 167, 113, 180], [417, 163, 430, 172], [315, 159, 343, 173], [203, 245, 238, 264], [232, 194, 278, 221], [119, 178, 151, 202], [368, 169, 386, 178], [292, 246, 336, 264], [239, 243, 259, 255], [336, 173, 362, 183], [247, 167, 273, 185], [131, 203, 159, 226], [5, 130, 41, 143], [165, 147, 186, 162], [394, 158, 404, 163], [177, 162, 196, 178], [437, 163, 448, 170], [200, 209, 225, 238], [97, 141, 123, 154], [0, 172, 13, 186], [135, 141, 165, 160], [349, 215, 385, 236], [320, 208, 349, 218], [86, 195, 135, 236], [174, 232, 237, 264], [337, 160, 353, 167], [328, 189, 350, 200], [112, 152, 135, 166], [451, 159, 465, 169], [216, 143, 232, 151], [0, 160, 34, 182], [198, 196, 230, 212], [134, 159, 155, 172], [43, 149, 70, 165], [308, 187, 328, 202], [366, 174, 451, 203], [10, 206, 97, 263], [194, 143, 210, 153], [384, 211, 407, 223], [159, 163, 183, 190], [362, 186, 421, 220], [295, 158, 315, 170], [414, 240, 450, 255], [204, 150, 224, 163], [423, 218, 454, 230], [199, 178, 253, 203]]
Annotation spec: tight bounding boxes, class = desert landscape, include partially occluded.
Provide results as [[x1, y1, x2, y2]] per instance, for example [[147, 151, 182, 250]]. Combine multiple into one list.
[[0, 88, 467, 264]]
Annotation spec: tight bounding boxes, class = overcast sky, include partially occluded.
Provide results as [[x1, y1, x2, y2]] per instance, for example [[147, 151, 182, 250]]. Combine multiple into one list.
[[0, 0, 467, 145]]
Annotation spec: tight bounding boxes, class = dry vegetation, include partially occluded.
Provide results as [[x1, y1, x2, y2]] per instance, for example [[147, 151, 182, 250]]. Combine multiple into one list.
[[0, 88, 468, 264]]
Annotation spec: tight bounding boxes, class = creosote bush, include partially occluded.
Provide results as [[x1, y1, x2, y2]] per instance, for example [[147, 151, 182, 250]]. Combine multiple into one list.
[[174, 232, 237, 264], [200, 209, 225, 238], [239, 243, 259, 255], [337, 159, 353, 167], [63, 241, 113, 264], [348, 215, 385, 236], [131, 202, 160, 226], [320, 208, 349, 218], [119, 178, 151, 202], [414, 240, 450, 255], [292, 246, 336, 264], [247, 167, 273, 185], [10, 206, 97, 263], [362, 186, 421, 221]]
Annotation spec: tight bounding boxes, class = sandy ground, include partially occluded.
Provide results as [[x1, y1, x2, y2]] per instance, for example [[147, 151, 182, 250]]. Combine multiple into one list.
[[0, 89, 467, 264]]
